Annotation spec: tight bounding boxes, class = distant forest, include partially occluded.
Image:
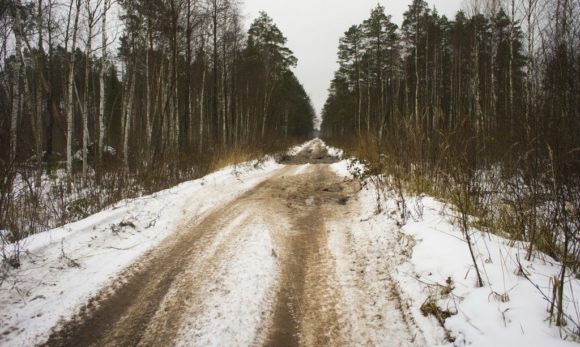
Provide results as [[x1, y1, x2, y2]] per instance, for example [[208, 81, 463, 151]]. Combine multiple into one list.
[[0, 1, 314, 171], [0, 1, 314, 241]]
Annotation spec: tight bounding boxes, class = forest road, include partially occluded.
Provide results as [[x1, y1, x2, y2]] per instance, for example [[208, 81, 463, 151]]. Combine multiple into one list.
[[41, 139, 420, 347]]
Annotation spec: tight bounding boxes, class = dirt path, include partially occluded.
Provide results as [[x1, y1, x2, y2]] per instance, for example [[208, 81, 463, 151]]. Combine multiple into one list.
[[43, 139, 421, 347]]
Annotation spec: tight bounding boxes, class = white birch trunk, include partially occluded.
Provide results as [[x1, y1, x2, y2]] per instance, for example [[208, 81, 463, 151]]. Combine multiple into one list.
[[10, 4, 22, 162], [98, 0, 109, 162], [66, 0, 81, 174], [199, 66, 206, 152], [123, 68, 136, 169], [82, 5, 93, 181], [35, 0, 44, 170]]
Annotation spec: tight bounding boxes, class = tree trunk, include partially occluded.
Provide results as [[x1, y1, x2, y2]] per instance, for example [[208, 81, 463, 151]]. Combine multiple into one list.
[[222, 34, 228, 147], [82, 4, 93, 182], [509, 0, 515, 135], [356, 52, 362, 136], [35, 0, 44, 175], [199, 63, 206, 152], [367, 62, 371, 134], [186, 0, 193, 149], [10, 3, 22, 162], [171, 3, 180, 154], [415, 12, 420, 126], [472, 8, 483, 136], [145, 26, 153, 156], [490, 0, 498, 137], [66, 0, 81, 175], [45, 0, 56, 159], [524, 0, 537, 140], [212, 0, 219, 145], [98, 0, 109, 162], [261, 86, 268, 138], [123, 67, 136, 170]]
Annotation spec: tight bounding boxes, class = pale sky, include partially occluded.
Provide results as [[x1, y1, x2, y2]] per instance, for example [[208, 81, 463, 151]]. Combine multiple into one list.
[[242, 0, 464, 120]]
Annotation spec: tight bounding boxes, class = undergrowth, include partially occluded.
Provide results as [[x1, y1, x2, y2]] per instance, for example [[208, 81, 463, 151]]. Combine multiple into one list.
[[325, 134, 580, 335], [0, 137, 306, 268]]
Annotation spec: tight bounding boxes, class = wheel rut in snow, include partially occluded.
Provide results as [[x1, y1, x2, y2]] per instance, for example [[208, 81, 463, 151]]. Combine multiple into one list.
[[263, 165, 357, 346]]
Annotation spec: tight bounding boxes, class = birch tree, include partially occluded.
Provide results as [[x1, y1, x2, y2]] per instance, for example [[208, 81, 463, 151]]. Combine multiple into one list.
[[81, 0, 101, 181], [66, 0, 81, 174], [10, 1, 23, 162], [98, 0, 110, 162]]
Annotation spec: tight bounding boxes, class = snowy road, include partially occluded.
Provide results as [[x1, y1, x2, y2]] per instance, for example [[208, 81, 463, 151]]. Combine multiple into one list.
[[37, 140, 424, 346], [4, 139, 574, 347]]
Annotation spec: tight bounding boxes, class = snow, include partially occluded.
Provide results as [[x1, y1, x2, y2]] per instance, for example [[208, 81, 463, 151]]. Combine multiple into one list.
[[2, 140, 579, 346], [331, 163, 580, 346], [285, 139, 316, 156], [0, 158, 282, 346], [176, 214, 278, 347], [325, 142, 344, 159], [400, 196, 580, 346], [330, 160, 352, 178], [327, 180, 448, 346]]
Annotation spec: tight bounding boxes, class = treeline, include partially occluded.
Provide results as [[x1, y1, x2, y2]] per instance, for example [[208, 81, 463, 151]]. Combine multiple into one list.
[[323, 0, 579, 157], [322, 0, 579, 329], [0, 1, 313, 244], [0, 1, 314, 170]]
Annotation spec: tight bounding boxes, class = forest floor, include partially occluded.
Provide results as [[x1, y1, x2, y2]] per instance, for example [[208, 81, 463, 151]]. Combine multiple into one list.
[[1, 140, 577, 346]]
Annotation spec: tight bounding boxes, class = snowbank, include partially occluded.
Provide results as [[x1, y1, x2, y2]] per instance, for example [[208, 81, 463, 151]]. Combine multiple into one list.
[[399, 195, 580, 346]]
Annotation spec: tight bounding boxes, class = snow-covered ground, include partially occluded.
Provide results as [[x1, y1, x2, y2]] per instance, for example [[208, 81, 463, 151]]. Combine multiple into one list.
[[1, 140, 578, 346], [0, 157, 285, 346], [399, 195, 580, 346], [331, 157, 580, 346]]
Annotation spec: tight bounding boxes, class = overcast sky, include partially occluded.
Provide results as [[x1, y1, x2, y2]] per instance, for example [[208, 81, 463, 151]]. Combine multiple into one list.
[[242, 0, 464, 120]]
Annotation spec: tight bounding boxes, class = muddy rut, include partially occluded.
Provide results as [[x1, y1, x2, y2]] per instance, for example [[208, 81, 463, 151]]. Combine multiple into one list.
[[42, 140, 418, 347]]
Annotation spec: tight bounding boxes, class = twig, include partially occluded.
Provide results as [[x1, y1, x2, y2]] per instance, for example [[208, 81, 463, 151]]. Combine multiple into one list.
[[104, 244, 139, 251], [517, 254, 579, 332], [60, 239, 80, 268]]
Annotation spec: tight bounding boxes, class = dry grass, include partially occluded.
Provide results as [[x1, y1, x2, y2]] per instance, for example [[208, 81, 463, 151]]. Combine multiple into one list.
[[0, 137, 309, 269], [209, 147, 265, 172]]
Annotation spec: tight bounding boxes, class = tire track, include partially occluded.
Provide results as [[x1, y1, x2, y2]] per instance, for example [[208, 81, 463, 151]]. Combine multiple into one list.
[[263, 163, 356, 346]]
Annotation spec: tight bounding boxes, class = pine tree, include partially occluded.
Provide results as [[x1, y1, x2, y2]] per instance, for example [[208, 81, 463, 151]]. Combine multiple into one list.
[[247, 12, 297, 137]]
